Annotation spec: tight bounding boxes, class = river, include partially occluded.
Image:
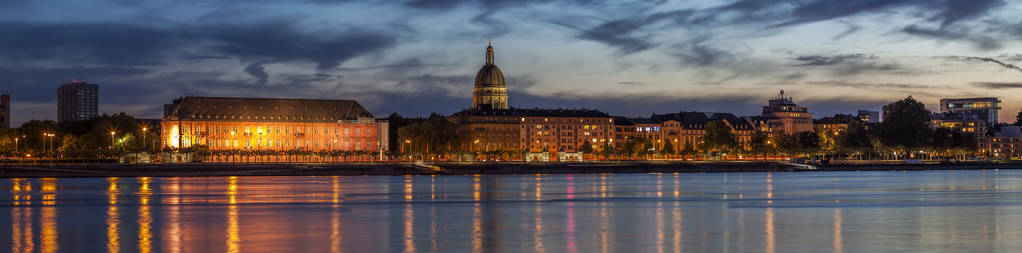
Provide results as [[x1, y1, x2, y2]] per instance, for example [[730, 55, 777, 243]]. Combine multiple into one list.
[[2, 170, 1021, 252]]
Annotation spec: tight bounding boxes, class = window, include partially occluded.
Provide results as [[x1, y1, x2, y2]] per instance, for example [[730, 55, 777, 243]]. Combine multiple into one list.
[[356, 128, 361, 135], [233, 140, 238, 148], [245, 126, 251, 134], [344, 128, 349, 135]]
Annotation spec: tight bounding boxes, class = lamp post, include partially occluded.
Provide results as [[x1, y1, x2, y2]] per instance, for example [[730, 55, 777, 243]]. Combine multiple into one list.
[[141, 127, 148, 152], [110, 131, 117, 151], [41, 133, 47, 156], [14, 137, 19, 154]]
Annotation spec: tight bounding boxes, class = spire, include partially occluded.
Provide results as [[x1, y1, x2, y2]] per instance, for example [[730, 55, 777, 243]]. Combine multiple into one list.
[[485, 38, 494, 65]]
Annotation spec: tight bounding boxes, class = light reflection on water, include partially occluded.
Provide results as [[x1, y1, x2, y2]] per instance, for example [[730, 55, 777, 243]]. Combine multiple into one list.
[[1, 170, 1022, 252]]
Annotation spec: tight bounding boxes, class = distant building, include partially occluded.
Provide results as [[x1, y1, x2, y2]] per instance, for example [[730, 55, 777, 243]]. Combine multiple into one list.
[[450, 108, 520, 154], [161, 96, 388, 162], [57, 81, 99, 123], [1, 91, 9, 129], [814, 114, 863, 135], [857, 110, 880, 123], [979, 126, 1021, 159], [930, 112, 987, 136], [758, 90, 813, 135], [519, 108, 614, 161], [626, 112, 757, 152], [940, 97, 1000, 127]]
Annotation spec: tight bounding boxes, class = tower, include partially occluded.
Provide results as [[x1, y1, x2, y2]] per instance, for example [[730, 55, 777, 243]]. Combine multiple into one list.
[[472, 39, 510, 110]]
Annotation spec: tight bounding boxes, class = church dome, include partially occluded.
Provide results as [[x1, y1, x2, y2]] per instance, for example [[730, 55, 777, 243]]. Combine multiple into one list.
[[472, 40, 510, 110], [474, 63, 505, 88]]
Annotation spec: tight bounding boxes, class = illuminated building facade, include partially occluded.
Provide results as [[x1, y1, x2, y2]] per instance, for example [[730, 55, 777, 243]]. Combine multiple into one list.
[[625, 112, 757, 152], [940, 97, 1000, 126], [813, 114, 862, 135], [930, 112, 987, 136], [450, 108, 520, 154], [979, 126, 1021, 159], [161, 97, 388, 161], [519, 109, 614, 161], [760, 90, 813, 134], [57, 81, 99, 123]]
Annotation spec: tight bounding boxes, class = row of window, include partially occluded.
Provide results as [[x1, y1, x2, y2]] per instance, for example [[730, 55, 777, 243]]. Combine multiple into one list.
[[179, 124, 373, 136], [190, 138, 376, 150]]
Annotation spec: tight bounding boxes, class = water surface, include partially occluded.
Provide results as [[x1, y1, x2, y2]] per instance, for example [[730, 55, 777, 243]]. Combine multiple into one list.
[[2, 170, 1022, 252]]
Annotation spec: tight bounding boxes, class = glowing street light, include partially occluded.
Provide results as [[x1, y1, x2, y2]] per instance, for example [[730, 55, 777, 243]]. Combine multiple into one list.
[[110, 131, 117, 149]]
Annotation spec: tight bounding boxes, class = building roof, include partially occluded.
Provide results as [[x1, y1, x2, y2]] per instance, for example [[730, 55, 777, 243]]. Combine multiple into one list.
[[644, 111, 756, 130], [813, 114, 861, 125], [163, 96, 373, 122], [517, 108, 612, 118]]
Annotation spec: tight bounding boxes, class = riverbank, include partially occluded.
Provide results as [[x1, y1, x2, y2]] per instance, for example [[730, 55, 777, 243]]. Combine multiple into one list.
[[2, 160, 1021, 178]]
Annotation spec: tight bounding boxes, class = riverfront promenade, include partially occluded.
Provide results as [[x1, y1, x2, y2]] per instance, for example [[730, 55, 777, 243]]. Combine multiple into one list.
[[2, 160, 1022, 178]]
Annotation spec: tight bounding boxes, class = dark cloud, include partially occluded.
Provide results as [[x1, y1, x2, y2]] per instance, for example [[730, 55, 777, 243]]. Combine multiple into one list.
[[791, 54, 915, 76], [671, 43, 735, 66], [941, 56, 1022, 73], [0, 21, 398, 70], [0, 23, 190, 66], [902, 25, 1001, 50], [793, 54, 871, 66], [561, 0, 1007, 55], [577, 19, 654, 55], [803, 80, 936, 90], [205, 23, 398, 70], [971, 82, 1022, 89], [244, 62, 269, 85]]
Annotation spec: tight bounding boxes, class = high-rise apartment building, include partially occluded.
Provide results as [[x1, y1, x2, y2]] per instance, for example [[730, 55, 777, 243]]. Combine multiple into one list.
[[57, 81, 99, 122], [940, 97, 1000, 127]]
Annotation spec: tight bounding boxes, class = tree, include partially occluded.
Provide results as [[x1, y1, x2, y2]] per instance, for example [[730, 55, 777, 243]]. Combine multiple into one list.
[[702, 121, 738, 158], [580, 139, 595, 154], [1015, 111, 1022, 126], [748, 131, 773, 159], [681, 141, 696, 159], [396, 115, 463, 159], [661, 140, 675, 157], [837, 122, 873, 157], [879, 96, 932, 152]]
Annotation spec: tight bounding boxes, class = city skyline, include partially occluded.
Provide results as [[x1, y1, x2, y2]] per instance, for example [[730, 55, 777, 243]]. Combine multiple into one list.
[[3, 0, 1022, 125]]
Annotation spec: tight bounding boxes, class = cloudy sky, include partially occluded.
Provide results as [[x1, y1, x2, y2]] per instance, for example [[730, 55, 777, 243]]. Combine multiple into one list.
[[3, 0, 1022, 125]]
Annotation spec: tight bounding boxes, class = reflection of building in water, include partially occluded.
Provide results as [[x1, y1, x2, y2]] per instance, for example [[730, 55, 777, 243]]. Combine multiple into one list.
[[41, 178, 58, 253], [11, 178, 34, 253], [138, 177, 152, 253], [107, 178, 120, 253], [227, 177, 240, 253]]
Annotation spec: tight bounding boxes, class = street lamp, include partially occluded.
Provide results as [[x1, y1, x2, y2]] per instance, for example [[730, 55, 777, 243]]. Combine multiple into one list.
[[110, 131, 117, 150], [141, 127, 148, 152]]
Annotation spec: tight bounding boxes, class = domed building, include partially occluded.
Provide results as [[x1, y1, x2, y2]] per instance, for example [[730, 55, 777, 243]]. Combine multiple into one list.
[[473, 40, 510, 110]]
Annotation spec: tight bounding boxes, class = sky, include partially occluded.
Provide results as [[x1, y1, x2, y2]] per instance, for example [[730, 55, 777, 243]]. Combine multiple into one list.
[[2, 0, 1022, 126]]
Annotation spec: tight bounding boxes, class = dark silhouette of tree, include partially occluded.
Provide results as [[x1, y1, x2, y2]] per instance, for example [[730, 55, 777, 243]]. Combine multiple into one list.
[[878, 96, 932, 152]]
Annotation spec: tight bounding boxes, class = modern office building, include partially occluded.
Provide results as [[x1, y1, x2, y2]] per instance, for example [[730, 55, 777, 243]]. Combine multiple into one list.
[[161, 96, 388, 162], [940, 97, 1000, 126], [57, 81, 99, 122], [757, 90, 814, 135], [1, 91, 10, 129], [857, 110, 880, 123]]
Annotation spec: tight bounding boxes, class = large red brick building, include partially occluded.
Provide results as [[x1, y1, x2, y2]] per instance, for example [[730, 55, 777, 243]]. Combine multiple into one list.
[[161, 96, 388, 162]]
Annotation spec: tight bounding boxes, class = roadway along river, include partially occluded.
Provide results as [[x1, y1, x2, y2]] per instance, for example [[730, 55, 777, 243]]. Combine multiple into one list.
[[1, 170, 1021, 252]]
